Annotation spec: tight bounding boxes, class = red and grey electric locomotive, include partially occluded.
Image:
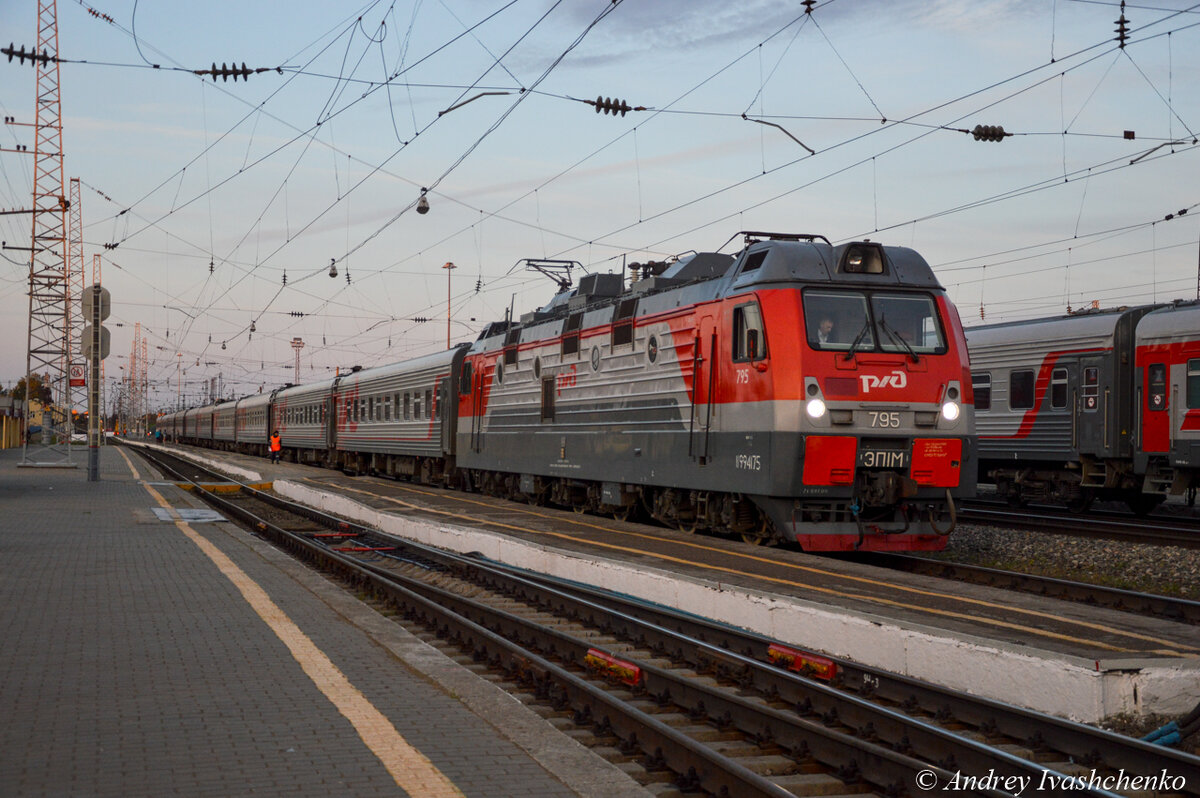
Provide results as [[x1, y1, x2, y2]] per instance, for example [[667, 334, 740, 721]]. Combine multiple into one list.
[[164, 231, 976, 551]]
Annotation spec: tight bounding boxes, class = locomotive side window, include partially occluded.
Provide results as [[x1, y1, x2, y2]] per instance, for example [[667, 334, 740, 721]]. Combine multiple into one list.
[[1149, 363, 1167, 411], [541, 378, 555, 421], [972, 373, 991, 411], [459, 361, 473, 395], [612, 298, 638, 348], [1050, 368, 1068, 410], [1189, 360, 1200, 409], [740, 251, 767, 273], [1010, 370, 1035, 410], [562, 312, 583, 358], [732, 302, 768, 361]]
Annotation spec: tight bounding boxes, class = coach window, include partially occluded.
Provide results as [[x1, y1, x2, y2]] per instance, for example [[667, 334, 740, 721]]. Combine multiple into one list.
[[1185, 360, 1200, 409], [404, 393, 411, 421], [732, 301, 767, 361], [1050, 368, 1068, 410], [972, 373, 991, 411], [425, 389, 433, 419], [384, 395, 391, 421], [1149, 363, 1168, 411], [413, 393, 422, 419], [1010, 370, 1035, 410]]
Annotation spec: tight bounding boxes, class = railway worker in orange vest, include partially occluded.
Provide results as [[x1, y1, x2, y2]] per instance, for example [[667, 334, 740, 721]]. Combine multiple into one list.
[[269, 430, 282, 464]]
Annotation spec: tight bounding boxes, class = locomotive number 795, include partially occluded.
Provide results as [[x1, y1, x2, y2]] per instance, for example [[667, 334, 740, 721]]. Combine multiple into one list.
[[869, 411, 901, 428]]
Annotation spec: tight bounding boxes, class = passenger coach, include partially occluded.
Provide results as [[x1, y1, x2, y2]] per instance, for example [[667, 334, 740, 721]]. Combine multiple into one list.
[[967, 305, 1164, 513]]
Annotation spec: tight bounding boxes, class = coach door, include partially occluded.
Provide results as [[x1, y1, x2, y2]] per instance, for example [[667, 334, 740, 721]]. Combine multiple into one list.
[[438, 377, 455, 454], [1074, 357, 1107, 456], [689, 321, 717, 463]]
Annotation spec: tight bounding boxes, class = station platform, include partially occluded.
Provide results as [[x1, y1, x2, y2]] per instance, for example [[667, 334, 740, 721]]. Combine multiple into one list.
[[154, 441, 1200, 725], [0, 446, 650, 798]]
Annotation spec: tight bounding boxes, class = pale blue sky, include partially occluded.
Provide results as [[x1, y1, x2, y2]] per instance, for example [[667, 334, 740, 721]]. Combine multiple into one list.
[[1, 0, 1197, 408]]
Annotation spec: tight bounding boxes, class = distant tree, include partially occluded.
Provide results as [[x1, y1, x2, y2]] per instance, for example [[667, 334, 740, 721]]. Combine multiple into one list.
[[12, 373, 52, 404]]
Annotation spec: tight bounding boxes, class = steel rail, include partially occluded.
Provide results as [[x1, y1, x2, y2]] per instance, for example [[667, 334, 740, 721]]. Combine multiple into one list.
[[854, 552, 1200, 624], [961, 504, 1200, 549]]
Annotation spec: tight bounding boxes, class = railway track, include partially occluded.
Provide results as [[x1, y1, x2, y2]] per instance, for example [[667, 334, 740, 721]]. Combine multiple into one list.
[[130, 442, 1199, 798], [854, 552, 1200, 625], [961, 501, 1200, 549]]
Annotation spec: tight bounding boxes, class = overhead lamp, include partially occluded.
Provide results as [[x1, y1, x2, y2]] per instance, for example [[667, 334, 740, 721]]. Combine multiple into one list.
[[417, 188, 429, 215], [328, 258, 337, 278]]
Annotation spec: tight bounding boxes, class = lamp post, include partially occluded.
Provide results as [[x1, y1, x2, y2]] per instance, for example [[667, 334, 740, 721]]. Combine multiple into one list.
[[442, 261, 456, 349], [291, 337, 304, 385]]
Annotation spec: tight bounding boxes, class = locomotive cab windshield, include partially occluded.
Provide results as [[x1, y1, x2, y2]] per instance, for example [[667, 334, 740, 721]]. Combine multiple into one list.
[[804, 289, 947, 356]]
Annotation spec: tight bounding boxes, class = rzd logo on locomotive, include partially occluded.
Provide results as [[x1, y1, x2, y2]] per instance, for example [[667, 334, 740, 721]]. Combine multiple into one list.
[[860, 370, 907, 392]]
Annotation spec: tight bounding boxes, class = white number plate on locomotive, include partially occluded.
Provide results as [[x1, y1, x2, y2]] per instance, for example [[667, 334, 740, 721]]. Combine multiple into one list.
[[857, 448, 909, 469], [867, 411, 902, 428]]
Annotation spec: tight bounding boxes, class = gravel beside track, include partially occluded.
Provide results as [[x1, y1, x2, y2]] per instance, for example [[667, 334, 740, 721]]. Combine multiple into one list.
[[929, 523, 1200, 599]]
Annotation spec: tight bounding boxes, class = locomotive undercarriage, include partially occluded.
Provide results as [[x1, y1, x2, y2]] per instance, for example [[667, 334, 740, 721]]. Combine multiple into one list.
[[184, 436, 955, 550], [447, 467, 957, 550]]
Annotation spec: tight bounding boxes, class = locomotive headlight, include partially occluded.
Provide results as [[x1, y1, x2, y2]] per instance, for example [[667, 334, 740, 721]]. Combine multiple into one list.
[[806, 398, 827, 419], [941, 401, 960, 422]]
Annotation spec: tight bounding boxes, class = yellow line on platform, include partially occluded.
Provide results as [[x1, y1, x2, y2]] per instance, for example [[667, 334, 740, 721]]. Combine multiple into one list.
[[323, 479, 1196, 657], [137, 479, 464, 797], [115, 446, 140, 479]]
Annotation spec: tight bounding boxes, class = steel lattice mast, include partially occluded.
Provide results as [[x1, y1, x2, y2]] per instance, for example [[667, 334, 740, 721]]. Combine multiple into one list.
[[21, 0, 72, 467], [92, 253, 105, 438], [66, 177, 86, 421]]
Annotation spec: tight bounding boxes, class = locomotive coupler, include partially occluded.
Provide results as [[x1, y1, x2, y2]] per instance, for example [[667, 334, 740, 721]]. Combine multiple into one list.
[[858, 471, 919, 506]]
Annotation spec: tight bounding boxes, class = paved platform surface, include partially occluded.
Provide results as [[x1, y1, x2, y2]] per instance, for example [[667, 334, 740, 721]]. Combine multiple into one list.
[[0, 446, 649, 798]]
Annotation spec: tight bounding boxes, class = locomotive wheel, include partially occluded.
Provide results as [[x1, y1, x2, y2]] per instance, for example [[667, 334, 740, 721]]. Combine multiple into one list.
[[740, 517, 774, 546]]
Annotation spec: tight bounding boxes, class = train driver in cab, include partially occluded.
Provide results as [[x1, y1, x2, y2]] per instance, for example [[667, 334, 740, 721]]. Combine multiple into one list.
[[812, 316, 835, 346]]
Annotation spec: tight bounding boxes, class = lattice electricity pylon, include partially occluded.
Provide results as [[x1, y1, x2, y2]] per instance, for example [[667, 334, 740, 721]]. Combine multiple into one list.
[[140, 334, 148, 433], [21, 0, 73, 467], [92, 253, 105, 441], [129, 322, 144, 436], [66, 177, 86, 420]]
